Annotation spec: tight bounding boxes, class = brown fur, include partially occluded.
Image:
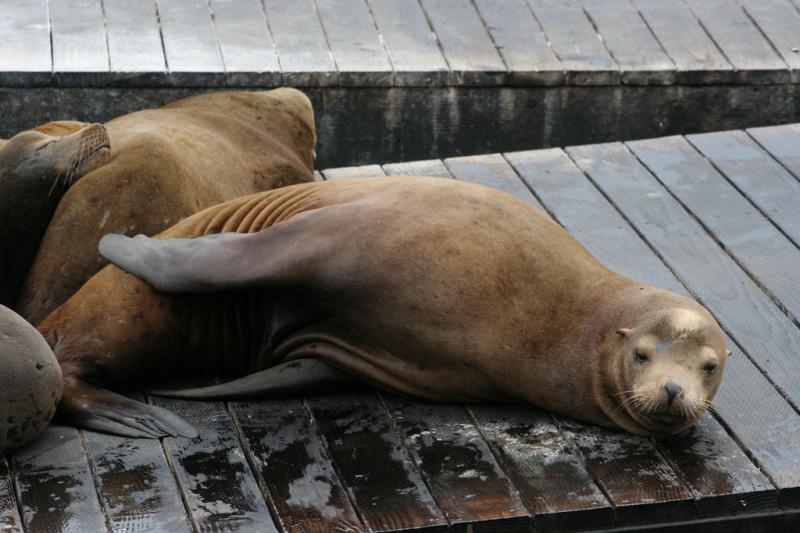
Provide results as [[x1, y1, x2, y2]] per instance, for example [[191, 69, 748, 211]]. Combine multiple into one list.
[[40, 177, 728, 436], [17, 89, 316, 324]]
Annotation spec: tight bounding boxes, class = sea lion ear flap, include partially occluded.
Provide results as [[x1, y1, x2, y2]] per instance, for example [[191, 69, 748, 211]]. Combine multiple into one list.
[[33, 121, 87, 136], [615, 328, 632, 337]]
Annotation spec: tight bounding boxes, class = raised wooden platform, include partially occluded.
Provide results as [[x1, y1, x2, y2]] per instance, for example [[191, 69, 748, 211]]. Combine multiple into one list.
[[2, 123, 800, 532], [2, 0, 800, 166]]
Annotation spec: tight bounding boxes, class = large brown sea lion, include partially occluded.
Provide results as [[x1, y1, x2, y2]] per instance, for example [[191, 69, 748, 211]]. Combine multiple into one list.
[[36, 177, 730, 439], [13, 89, 316, 324], [0, 121, 110, 308]]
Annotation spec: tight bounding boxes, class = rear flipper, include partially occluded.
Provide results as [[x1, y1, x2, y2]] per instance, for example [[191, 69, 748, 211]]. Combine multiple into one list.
[[149, 358, 366, 400], [58, 378, 198, 439]]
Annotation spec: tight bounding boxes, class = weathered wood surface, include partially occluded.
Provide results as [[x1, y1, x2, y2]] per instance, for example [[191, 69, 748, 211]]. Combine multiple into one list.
[[6, 125, 800, 530]]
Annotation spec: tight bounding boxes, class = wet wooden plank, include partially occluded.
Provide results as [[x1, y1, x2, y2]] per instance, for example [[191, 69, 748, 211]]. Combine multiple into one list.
[[633, 0, 734, 84], [307, 394, 449, 532], [50, 0, 109, 84], [0, 0, 51, 85], [83, 428, 192, 532], [582, 0, 676, 85], [104, 0, 166, 84], [382, 396, 530, 532], [527, 0, 619, 85], [366, 0, 449, 86], [231, 400, 364, 533], [444, 153, 541, 205], [262, 0, 337, 86], [470, 406, 614, 531], [210, 0, 281, 86], [687, 130, 800, 248], [316, 0, 394, 86], [0, 459, 21, 532], [419, 0, 507, 85], [740, 0, 800, 83], [524, 145, 800, 506], [151, 397, 277, 533], [747, 123, 800, 180], [382, 159, 452, 177], [686, 0, 789, 83], [558, 418, 695, 527], [473, 0, 563, 86], [155, 0, 226, 86], [11, 425, 107, 533], [322, 165, 384, 180], [629, 136, 800, 328]]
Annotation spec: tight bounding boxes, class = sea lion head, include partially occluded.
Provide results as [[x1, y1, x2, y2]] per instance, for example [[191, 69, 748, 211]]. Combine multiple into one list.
[[0, 121, 111, 190], [0, 305, 62, 455], [613, 307, 729, 436]]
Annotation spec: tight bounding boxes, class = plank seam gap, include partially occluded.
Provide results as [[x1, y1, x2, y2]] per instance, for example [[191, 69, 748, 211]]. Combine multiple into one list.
[[311, 0, 341, 83], [257, 0, 284, 83], [683, 135, 800, 252], [648, 436, 702, 511], [576, 0, 622, 73], [627, 139, 800, 330], [301, 398, 371, 530], [736, 0, 791, 71], [416, 0, 455, 84], [522, 0, 566, 69], [46, 0, 54, 76], [363, 0, 398, 86], [5, 457, 23, 532], [745, 129, 800, 187], [98, 0, 111, 73], [681, 0, 738, 76], [469, 0, 510, 73], [625, 0, 679, 71], [205, 0, 228, 77], [146, 395, 200, 533], [544, 146, 800, 420], [152, 0, 171, 74], [78, 430, 114, 533]]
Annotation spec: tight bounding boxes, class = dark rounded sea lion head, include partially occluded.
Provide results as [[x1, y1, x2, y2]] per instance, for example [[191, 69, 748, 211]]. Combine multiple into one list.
[[0, 305, 62, 455], [613, 306, 729, 436]]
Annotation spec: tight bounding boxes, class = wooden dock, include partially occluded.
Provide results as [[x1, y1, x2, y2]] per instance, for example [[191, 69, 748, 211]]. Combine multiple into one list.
[[2, 0, 800, 166], [2, 123, 800, 532]]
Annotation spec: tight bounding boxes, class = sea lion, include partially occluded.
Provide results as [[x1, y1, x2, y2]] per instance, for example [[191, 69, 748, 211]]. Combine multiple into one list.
[[0, 121, 110, 308], [15, 89, 316, 324], [37, 177, 729, 439], [0, 305, 62, 455]]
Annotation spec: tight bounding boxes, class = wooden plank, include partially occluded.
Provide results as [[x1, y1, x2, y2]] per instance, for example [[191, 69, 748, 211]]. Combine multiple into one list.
[[473, 0, 564, 86], [382, 159, 452, 177], [527, 144, 800, 506], [104, 0, 167, 85], [582, 0, 676, 85], [11, 425, 107, 533], [210, 0, 282, 86], [82, 394, 192, 533], [740, 0, 800, 83], [366, 0, 450, 86], [419, 0, 507, 85], [316, 0, 394, 86], [381, 396, 530, 532], [307, 394, 449, 532], [747, 123, 800, 181], [0, 0, 51, 85], [262, 0, 337, 86], [633, 0, 734, 84], [526, 0, 619, 85], [50, 0, 109, 84], [151, 397, 277, 532], [470, 406, 614, 531], [558, 418, 695, 527], [0, 459, 21, 532], [686, 0, 790, 84], [322, 164, 384, 180], [154, 0, 226, 86], [444, 153, 542, 205], [629, 136, 800, 329], [687, 130, 800, 250], [231, 400, 365, 533]]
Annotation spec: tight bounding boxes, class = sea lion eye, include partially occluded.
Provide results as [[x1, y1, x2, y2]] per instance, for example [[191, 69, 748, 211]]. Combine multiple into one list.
[[704, 363, 717, 375], [635, 351, 648, 364], [35, 140, 57, 152]]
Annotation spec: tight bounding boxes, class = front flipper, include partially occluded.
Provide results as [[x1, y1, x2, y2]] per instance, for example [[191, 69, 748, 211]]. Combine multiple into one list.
[[58, 378, 198, 439], [149, 358, 365, 400]]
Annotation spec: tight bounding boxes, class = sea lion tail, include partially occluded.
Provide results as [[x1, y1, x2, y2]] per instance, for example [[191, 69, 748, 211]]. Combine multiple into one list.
[[148, 358, 364, 400]]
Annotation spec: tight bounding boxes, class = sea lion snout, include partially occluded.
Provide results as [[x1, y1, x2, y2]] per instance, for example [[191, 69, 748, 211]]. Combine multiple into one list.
[[663, 380, 683, 405]]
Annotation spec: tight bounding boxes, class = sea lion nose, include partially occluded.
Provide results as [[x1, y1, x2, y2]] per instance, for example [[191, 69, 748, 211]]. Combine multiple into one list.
[[664, 381, 683, 405]]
